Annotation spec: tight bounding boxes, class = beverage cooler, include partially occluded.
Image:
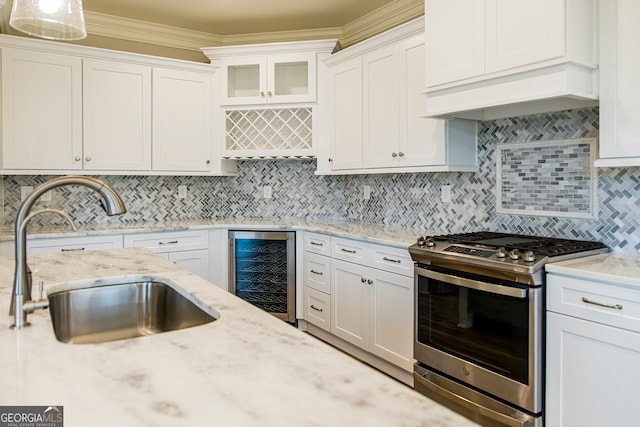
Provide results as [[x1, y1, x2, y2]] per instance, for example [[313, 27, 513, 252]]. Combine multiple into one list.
[[228, 230, 295, 322]]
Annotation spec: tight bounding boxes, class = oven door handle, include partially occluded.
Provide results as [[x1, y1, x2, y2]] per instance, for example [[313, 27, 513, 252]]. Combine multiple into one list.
[[415, 266, 528, 299]]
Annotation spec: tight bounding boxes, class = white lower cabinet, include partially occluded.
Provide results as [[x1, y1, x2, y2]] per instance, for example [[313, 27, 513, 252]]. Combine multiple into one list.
[[546, 270, 640, 427], [124, 230, 210, 280], [332, 258, 413, 371], [302, 232, 414, 377]]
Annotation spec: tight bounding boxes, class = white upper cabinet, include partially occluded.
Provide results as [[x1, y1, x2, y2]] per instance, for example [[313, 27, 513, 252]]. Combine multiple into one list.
[[1, 48, 83, 171], [219, 53, 316, 106], [323, 18, 477, 174], [152, 68, 213, 172], [0, 35, 233, 176], [83, 59, 152, 171], [203, 42, 328, 106], [596, 0, 640, 167], [424, 0, 599, 120]]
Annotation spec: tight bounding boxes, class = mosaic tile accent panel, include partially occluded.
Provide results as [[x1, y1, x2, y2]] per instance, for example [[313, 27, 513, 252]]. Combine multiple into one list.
[[496, 138, 597, 218]]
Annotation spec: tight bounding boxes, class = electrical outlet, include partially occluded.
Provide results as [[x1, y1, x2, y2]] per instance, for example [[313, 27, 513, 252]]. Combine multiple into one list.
[[441, 185, 452, 203], [263, 186, 272, 199], [363, 185, 371, 200], [20, 186, 33, 201], [178, 185, 188, 199]]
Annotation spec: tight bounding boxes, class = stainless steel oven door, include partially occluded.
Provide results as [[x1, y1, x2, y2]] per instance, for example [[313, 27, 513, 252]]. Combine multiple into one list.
[[414, 264, 542, 414]]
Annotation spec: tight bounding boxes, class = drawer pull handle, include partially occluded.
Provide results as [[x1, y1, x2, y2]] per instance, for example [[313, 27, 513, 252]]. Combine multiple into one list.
[[159, 240, 179, 245], [310, 241, 324, 247], [581, 297, 623, 310], [341, 248, 357, 254], [61, 247, 84, 252], [383, 256, 401, 264], [310, 269, 323, 276], [310, 304, 324, 312]]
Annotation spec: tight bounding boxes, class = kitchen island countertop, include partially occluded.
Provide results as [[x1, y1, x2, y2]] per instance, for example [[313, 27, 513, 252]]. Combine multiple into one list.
[[0, 247, 477, 426]]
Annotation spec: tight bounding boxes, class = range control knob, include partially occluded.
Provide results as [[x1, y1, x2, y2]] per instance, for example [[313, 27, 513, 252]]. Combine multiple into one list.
[[425, 238, 436, 248], [509, 249, 521, 261], [416, 237, 426, 246], [523, 250, 536, 263], [496, 247, 507, 258]]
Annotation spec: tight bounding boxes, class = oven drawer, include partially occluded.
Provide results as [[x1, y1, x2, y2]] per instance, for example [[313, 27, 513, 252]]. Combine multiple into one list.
[[304, 232, 331, 256], [547, 274, 640, 333]]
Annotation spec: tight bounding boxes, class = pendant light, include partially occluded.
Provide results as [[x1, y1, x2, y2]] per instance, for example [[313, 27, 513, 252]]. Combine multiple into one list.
[[9, 0, 87, 41]]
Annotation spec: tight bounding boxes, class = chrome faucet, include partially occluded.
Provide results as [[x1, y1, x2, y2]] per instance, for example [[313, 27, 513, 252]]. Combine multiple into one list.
[[10, 175, 126, 329]]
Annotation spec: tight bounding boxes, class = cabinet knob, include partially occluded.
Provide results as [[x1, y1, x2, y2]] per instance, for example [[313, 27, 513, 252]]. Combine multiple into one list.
[[328, 158, 333, 162], [360, 277, 367, 283], [74, 156, 81, 161], [392, 152, 398, 158], [367, 279, 374, 285], [260, 91, 265, 97], [206, 160, 211, 165], [85, 156, 92, 162], [398, 152, 405, 157], [267, 91, 273, 97]]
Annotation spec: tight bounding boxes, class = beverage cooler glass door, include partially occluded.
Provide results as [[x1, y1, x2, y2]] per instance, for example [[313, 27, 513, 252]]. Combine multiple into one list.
[[229, 230, 295, 322]]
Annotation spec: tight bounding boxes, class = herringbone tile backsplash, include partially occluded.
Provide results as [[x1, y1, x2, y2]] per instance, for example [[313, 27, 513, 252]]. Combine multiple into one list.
[[3, 107, 640, 253]]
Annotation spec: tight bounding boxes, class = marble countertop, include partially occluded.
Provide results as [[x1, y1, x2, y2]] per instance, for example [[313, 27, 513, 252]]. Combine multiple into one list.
[[546, 252, 640, 289], [0, 248, 477, 426], [0, 218, 443, 249]]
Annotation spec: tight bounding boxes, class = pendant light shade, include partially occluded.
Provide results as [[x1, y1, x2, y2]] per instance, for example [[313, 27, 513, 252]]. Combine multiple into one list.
[[10, 0, 87, 41]]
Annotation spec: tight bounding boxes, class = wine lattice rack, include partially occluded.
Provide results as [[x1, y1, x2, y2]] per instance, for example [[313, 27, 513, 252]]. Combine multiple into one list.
[[224, 108, 313, 159]]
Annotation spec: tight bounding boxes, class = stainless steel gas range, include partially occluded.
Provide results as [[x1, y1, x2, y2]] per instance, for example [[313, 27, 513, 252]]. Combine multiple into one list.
[[409, 232, 608, 427]]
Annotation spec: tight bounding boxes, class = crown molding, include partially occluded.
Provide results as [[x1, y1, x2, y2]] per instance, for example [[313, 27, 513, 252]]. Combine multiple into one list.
[[84, 11, 223, 50], [340, 0, 424, 48], [84, 0, 424, 53]]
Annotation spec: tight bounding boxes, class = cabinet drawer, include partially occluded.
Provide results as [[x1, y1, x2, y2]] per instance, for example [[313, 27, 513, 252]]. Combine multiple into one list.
[[304, 251, 331, 294], [332, 237, 369, 264], [27, 234, 123, 255], [371, 245, 413, 277], [304, 286, 331, 332], [547, 274, 640, 333], [123, 230, 208, 253], [304, 232, 331, 256]]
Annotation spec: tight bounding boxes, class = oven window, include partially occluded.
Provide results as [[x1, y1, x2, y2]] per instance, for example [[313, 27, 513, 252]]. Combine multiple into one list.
[[417, 275, 529, 384]]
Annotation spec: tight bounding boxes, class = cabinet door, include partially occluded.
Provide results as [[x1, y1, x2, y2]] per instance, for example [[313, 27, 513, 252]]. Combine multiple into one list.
[[268, 53, 316, 104], [598, 0, 640, 162], [362, 46, 399, 169], [83, 59, 152, 171], [168, 249, 210, 280], [331, 259, 368, 349], [425, 0, 484, 87], [484, 0, 564, 74], [369, 269, 413, 371], [546, 312, 640, 427], [1, 49, 82, 170], [152, 68, 213, 172], [328, 58, 363, 170], [399, 35, 447, 166], [219, 56, 267, 105]]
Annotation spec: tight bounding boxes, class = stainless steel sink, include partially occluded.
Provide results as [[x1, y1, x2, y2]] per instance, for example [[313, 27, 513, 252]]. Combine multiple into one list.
[[48, 281, 217, 344]]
